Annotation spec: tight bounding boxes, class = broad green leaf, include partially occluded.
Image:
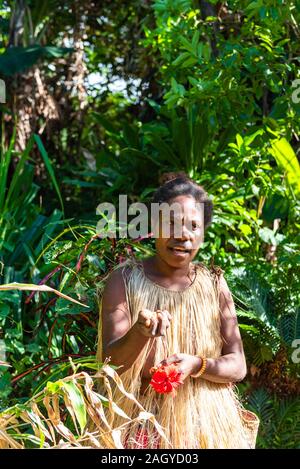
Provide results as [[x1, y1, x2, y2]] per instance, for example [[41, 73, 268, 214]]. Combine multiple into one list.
[[0, 45, 73, 75], [258, 227, 277, 245], [269, 138, 300, 195], [46, 381, 63, 394], [62, 381, 87, 433], [239, 224, 252, 236], [244, 129, 265, 147]]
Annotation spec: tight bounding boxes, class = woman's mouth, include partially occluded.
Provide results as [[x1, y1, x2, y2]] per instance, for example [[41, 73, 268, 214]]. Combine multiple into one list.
[[168, 246, 192, 256]]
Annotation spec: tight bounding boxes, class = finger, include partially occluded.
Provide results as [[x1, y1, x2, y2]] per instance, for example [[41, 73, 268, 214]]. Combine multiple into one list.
[[137, 316, 151, 328], [145, 319, 151, 328], [142, 309, 155, 320], [155, 359, 166, 368], [158, 309, 172, 321], [156, 312, 164, 336], [151, 318, 159, 336], [156, 354, 181, 369], [162, 310, 171, 328], [157, 312, 168, 336], [161, 309, 172, 321], [164, 354, 181, 366], [140, 309, 155, 329]]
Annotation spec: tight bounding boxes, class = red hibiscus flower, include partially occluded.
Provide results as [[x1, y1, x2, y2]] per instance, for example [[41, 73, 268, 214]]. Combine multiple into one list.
[[150, 364, 183, 396]]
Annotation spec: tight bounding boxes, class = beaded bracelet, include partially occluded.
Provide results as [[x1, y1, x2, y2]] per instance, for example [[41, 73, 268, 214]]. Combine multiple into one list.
[[191, 356, 207, 378]]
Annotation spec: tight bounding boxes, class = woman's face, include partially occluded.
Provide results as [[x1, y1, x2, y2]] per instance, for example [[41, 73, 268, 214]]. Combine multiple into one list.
[[154, 195, 204, 268]]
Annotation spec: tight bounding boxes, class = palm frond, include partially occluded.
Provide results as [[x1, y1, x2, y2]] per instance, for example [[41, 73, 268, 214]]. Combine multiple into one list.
[[277, 308, 300, 346]]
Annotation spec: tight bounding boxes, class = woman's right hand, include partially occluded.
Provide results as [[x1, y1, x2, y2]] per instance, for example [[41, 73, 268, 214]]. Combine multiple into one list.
[[136, 309, 172, 337]]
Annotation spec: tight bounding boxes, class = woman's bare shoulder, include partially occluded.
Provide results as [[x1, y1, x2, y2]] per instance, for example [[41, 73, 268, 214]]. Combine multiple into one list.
[[103, 258, 139, 295], [102, 265, 126, 300]]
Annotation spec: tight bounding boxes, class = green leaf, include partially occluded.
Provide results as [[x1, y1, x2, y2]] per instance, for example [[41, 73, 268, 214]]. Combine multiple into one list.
[[188, 76, 199, 87], [0, 45, 73, 75], [258, 227, 277, 245], [239, 224, 252, 236], [269, 138, 300, 196], [278, 310, 300, 346], [239, 324, 260, 334], [62, 178, 100, 188], [236, 134, 244, 150], [62, 380, 87, 433], [91, 112, 119, 136], [244, 129, 265, 147], [191, 30, 200, 54], [0, 127, 16, 211], [262, 193, 290, 223], [0, 302, 10, 319], [172, 52, 190, 66], [33, 134, 64, 213], [4, 136, 34, 208], [46, 380, 63, 394], [181, 56, 198, 68], [146, 133, 181, 167], [0, 371, 12, 398], [179, 36, 194, 54], [120, 148, 162, 167]]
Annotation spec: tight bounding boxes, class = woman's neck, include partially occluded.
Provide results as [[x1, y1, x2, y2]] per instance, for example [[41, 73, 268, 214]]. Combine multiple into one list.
[[151, 254, 192, 281]]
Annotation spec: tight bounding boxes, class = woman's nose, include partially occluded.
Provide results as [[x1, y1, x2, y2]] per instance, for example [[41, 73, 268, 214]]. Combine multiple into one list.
[[174, 224, 191, 240]]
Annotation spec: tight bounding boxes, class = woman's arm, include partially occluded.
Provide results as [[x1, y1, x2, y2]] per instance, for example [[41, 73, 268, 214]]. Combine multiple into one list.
[[200, 274, 247, 383], [101, 268, 172, 374], [101, 269, 150, 374]]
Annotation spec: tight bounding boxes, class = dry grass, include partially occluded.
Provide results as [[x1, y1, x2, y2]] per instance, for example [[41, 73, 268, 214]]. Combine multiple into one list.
[[0, 362, 167, 449]]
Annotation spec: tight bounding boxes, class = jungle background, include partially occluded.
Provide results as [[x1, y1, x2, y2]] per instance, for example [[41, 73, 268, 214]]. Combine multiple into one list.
[[0, 0, 299, 449]]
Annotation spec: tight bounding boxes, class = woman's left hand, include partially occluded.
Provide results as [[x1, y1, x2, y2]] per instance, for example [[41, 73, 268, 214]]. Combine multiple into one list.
[[156, 353, 202, 380]]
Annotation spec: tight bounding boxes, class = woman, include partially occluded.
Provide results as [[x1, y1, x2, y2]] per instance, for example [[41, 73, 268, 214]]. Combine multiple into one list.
[[96, 173, 259, 449]]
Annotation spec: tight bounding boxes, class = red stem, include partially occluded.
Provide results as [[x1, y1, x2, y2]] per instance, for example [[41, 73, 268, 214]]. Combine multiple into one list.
[[11, 353, 96, 384], [25, 265, 62, 304]]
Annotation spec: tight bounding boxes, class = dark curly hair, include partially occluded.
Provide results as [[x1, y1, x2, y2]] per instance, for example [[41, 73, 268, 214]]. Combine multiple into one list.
[[152, 172, 213, 229]]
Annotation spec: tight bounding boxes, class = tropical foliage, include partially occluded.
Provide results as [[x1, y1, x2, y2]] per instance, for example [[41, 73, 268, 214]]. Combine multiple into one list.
[[0, 0, 299, 449]]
